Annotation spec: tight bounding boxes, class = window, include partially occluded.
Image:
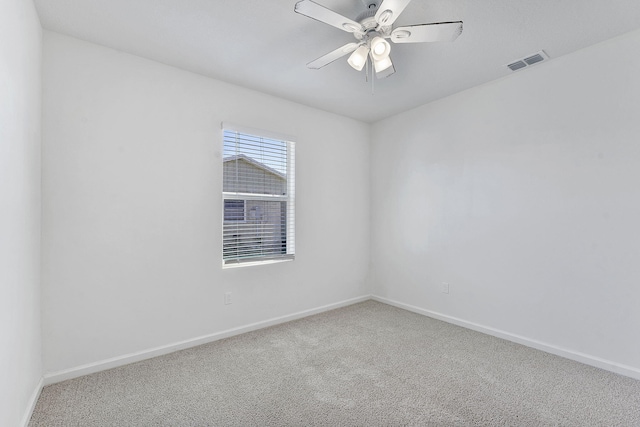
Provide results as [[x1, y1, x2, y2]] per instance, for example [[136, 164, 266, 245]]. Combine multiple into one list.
[[222, 124, 295, 266]]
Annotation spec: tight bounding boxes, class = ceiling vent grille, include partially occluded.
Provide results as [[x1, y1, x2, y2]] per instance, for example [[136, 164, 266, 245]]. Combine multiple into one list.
[[506, 50, 549, 72], [507, 60, 527, 71]]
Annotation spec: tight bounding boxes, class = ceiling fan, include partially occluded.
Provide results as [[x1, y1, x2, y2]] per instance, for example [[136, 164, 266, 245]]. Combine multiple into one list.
[[294, 0, 463, 78]]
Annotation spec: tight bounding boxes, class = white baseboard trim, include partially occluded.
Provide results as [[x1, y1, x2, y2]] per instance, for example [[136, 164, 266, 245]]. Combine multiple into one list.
[[21, 376, 43, 427], [372, 295, 640, 381], [43, 295, 371, 385]]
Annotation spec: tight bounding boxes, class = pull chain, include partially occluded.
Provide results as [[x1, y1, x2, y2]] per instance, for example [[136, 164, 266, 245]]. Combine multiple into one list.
[[364, 56, 375, 94], [365, 55, 369, 83], [371, 61, 375, 94]]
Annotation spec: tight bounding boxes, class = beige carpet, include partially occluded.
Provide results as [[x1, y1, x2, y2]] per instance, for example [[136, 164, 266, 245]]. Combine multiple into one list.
[[30, 301, 640, 426]]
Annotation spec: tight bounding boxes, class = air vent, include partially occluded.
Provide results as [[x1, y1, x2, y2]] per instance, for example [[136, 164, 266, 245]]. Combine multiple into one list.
[[507, 60, 527, 71], [506, 50, 549, 72], [524, 53, 544, 65]]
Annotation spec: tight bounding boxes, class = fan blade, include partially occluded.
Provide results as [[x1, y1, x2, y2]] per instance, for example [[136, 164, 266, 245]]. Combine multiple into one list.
[[307, 43, 359, 69], [295, 0, 364, 34], [376, 56, 395, 79], [375, 0, 412, 27], [391, 21, 463, 43]]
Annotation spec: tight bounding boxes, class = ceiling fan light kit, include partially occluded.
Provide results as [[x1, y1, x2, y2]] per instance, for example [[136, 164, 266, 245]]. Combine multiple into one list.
[[294, 0, 463, 80], [370, 36, 390, 60], [373, 55, 393, 73], [348, 45, 370, 71]]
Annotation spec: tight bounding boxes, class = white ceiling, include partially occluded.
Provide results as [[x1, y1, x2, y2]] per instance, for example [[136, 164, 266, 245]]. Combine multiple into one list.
[[35, 0, 640, 123]]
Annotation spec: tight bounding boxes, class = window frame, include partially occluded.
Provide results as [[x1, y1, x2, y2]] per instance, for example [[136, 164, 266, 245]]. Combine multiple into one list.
[[221, 123, 295, 268]]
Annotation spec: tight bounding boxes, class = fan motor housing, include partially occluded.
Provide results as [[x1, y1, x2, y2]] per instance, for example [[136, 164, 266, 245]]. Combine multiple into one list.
[[354, 8, 392, 40]]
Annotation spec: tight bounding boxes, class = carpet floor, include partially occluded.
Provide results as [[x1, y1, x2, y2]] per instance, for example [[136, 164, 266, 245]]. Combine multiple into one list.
[[30, 301, 640, 426]]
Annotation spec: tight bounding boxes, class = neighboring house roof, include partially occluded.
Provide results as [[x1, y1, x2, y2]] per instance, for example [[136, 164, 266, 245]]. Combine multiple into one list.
[[223, 154, 286, 180]]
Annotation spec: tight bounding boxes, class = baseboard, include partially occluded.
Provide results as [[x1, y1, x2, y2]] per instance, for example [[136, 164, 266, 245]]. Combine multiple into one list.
[[21, 376, 43, 427], [43, 295, 371, 385], [372, 295, 640, 381]]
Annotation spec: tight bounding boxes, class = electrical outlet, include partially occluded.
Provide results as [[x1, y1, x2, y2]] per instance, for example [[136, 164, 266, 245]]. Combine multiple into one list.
[[224, 292, 232, 305], [441, 282, 449, 294]]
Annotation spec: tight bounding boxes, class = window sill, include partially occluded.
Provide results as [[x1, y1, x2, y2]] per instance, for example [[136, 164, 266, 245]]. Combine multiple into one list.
[[222, 257, 294, 269]]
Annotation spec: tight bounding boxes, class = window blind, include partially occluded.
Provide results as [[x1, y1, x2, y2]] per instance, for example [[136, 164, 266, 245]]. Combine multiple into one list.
[[222, 128, 295, 265]]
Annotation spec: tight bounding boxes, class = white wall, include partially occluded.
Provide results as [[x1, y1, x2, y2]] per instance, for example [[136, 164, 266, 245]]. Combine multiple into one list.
[[0, 0, 43, 425], [42, 32, 370, 374], [371, 29, 640, 375]]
